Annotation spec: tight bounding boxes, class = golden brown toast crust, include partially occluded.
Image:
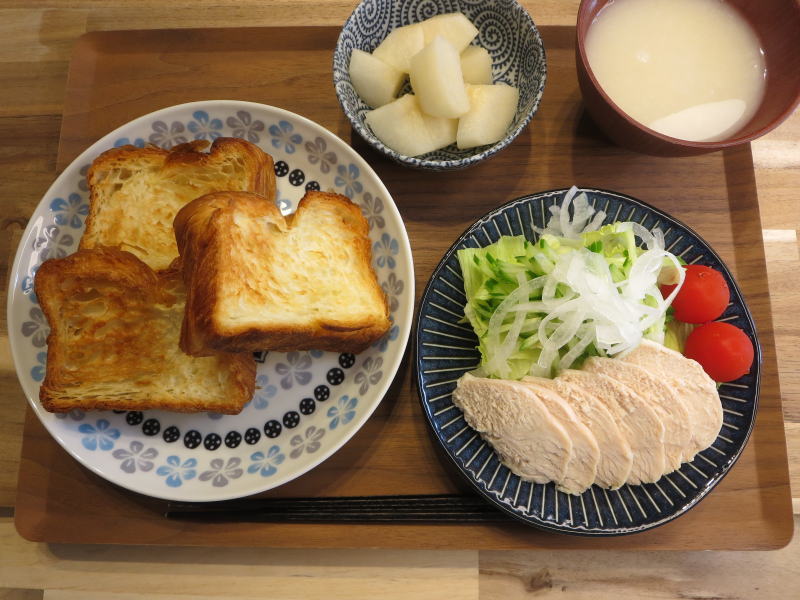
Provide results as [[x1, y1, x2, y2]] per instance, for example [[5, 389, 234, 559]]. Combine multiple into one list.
[[174, 191, 391, 356], [80, 137, 275, 271], [34, 247, 256, 413]]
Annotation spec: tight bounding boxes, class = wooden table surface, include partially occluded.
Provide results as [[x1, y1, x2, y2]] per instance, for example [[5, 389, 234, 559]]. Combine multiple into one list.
[[0, 1, 797, 597]]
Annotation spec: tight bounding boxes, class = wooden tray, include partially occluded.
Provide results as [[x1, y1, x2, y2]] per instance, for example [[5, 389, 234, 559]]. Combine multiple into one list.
[[14, 26, 793, 549]]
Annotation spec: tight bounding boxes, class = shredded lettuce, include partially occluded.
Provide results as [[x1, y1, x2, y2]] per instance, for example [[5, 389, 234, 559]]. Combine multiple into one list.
[[458, 187, 684, 379], [664, 319, 696, 353]]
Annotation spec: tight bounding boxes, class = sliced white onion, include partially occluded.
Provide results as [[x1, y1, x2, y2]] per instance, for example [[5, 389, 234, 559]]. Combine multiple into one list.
[[653, 227, 665, 249], [484, 277, 546, 378], [558, 189, 574, 237], [631, 222, 657, 250], [533, 186, 607, 239], [494, 273, 532, 373], [480, 189, 685, 377], [559, 324, 596, 369]]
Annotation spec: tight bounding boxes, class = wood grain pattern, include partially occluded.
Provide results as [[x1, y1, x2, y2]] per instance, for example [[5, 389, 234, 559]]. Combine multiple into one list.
[[44, 594, 283, 600], [0, 519, 479, 600], [0, 1, 798, 598], [0, 591, 42, 600], [478, 542, 800, 599], [11, 25, 792, 550]]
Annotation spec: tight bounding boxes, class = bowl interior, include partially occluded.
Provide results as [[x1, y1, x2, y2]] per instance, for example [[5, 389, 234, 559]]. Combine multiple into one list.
[[334, 0, 547, 169], [576, 0, 800, 149]]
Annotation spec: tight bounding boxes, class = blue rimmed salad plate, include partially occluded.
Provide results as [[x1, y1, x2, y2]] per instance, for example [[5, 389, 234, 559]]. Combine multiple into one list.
[[415, 187, 760, 535]]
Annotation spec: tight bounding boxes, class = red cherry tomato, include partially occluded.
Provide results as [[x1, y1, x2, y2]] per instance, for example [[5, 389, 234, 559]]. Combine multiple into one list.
[[660, 265, 729, 324], [684, 322, 754, 382]]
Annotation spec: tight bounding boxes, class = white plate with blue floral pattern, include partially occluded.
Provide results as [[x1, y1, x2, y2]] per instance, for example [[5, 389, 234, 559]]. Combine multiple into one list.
[[7, 100, 414, 502]]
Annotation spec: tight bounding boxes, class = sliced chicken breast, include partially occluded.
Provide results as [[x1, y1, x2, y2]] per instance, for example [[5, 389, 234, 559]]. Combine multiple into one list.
[[520, 378, 600, 495], [558, 370, 667, 485], [621, 339, 722, 456], [526, 376, 632, 490], [453, 373, 572, 485], [583, 356, 692, 472]]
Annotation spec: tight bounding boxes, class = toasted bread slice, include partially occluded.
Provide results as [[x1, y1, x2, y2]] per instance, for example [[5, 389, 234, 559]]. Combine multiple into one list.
[[34, 247, 256, 413], [174, 190, 391, 356], [80, 137, 275, 271]]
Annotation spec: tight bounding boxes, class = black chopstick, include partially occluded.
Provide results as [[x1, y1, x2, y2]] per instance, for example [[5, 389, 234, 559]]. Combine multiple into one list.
[[165, 493, 511, 523]]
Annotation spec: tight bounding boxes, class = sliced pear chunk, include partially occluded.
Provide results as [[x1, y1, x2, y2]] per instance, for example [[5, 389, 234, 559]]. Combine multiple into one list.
[[457, 83, 520, 149], [366, 95, 428, 156], [409, 36, 470, 119], [421, 111, 458, 150], [366, 94, 457, 156], [372, 23, 425, 73], [460, 45, 493, 85], [349, 49, 405, 108], [420, 12, 479, 53]]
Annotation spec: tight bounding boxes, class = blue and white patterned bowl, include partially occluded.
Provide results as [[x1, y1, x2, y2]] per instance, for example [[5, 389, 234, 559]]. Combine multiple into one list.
[[7, 100, 414, 502], [333, 0, 547, 170]]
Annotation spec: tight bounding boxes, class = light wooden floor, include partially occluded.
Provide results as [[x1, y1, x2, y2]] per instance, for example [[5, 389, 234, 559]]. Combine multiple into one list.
[[0, 2, 798, 597]]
